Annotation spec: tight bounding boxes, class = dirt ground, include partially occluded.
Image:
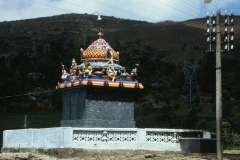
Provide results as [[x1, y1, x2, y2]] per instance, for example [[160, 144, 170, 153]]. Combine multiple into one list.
[[0, 150, 240, 160]]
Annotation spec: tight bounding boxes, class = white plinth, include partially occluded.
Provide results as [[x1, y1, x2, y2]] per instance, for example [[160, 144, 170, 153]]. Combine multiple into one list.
[[2, 127, 209, 151]]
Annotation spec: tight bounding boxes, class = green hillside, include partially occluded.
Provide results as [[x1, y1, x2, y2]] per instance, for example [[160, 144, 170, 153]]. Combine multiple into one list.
[[1, 13, 240, 149]]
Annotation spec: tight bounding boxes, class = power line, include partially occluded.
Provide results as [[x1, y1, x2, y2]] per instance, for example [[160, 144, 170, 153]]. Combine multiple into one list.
[[61, 0, 104, 14], [176, 0, 207, 17], [172, 1, 205, 17], [88, 0, 156, 22], [210, 0, 221, 8], [155, 0, 197, 18], [122, 0, 185, 21], [179, 0, 209, 14], [28, 0, 227, 23], [28, 0, 73, 13], [0, 89, 56, 99]]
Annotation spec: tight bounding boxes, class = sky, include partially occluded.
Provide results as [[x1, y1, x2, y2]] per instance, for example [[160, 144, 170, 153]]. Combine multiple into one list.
[[0, 0, 239, 23]]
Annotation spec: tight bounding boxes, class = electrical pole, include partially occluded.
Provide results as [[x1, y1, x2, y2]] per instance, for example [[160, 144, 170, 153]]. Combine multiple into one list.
[[206, 8, 234, 160], [215, 8, 222, 160], [24, 115, 27, 129]]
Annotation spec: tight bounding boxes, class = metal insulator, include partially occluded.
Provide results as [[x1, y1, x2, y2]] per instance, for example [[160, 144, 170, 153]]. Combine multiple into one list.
[[206, 37, 210, 43], [224, 27, 228, 33], [212, 11, 215, 17], [230, 36, 234, 42], [224, 37, 228, 43], [206, 20, 210, 26], [231, 19, 234, 26], [225, 19, 228, 26], [212, 37, 216, 42], [206, 12, 209, 18], [206, 28, 210, 35], [212, 20, 216, 26], [212, 28, 216, 34], [224, 45, 228, 50], [225, 10, 227, 16]]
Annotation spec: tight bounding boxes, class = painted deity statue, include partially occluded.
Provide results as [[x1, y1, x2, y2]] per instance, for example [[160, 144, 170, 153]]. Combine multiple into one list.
[[83, 60, 92, 78], [70, 58, 78, 76], [61, 64, 69, 81], [130, 63, 139, 80], [107, 64, 117, 81], [120, 67, 128, 79], [105, 48, 114, 64]]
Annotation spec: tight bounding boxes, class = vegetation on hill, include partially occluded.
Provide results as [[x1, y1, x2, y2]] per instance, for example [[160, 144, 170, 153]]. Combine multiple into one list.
[[0, 13, 240, 149]]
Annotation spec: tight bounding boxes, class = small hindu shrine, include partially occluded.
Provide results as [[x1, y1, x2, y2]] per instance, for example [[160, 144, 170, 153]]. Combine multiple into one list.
[[57, 28, 144, 128], [2, 27, 211, 155]]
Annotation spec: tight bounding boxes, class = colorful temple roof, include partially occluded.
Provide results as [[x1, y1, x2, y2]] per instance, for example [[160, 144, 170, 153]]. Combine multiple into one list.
[[84, 38, 119, 60], [56, 28, 143, 89]]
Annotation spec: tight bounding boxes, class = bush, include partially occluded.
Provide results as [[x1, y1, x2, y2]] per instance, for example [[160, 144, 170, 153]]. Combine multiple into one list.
[[222, 121, 240, 149], [8, 102, 20, 113]]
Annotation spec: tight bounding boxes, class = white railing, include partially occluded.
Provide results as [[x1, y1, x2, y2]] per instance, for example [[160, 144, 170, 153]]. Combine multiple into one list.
[[73, 130, 137, 142]]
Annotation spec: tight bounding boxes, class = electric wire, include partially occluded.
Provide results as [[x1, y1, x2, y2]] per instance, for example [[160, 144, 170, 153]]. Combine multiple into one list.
[[171, 0, 205, 17], [179, 0, 209, 14], [28, 0, 234, 23], [0, 89, 56, 99], [120, 0, 185, 21], [118, 0, 180, 21], [155, 0, 197, 18], [87, 0, 156, 22], [208, 0, 219, 8], [28, 0, 73, 13], [60, 0, 106, 14], [206, 0, 240, 15]]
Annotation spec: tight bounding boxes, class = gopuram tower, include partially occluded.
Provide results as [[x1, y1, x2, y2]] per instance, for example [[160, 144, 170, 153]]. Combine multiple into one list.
[[57, 28, 144, 128]]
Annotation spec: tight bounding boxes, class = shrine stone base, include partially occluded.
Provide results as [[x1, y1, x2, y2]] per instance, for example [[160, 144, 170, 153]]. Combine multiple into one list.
[[61, 87, 136, 128], [61, 119, 135, 128]]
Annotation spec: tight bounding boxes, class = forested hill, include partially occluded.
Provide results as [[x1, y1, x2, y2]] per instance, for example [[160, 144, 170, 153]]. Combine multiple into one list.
[[0, 13, 239, 62], [1, 13, 240, 148]]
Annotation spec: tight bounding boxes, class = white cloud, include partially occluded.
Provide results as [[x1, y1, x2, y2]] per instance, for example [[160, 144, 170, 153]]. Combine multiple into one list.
[[0, 0, 238, 22]]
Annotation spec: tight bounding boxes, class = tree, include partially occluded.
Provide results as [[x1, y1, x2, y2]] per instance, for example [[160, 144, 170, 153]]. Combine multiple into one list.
[[2, 40, 10, 65]]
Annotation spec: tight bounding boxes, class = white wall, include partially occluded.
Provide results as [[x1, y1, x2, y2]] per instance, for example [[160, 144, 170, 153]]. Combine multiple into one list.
[[3, 127, 207, 151]]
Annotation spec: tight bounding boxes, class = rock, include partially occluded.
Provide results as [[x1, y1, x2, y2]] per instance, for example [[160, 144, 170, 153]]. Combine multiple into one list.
[[145, 153, 156, 158], [125, 152, 134, 158]]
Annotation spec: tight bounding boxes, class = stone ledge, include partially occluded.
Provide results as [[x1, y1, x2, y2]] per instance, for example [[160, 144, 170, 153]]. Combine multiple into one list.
[[180, 138, 217, 153], [61, 119, 135, 128]]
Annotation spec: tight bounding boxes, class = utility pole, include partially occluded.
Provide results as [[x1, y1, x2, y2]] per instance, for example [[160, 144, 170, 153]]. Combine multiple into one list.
[[215, 9, 222, 160], [24, 115, 27, 129], [206, 8, 234, 160]]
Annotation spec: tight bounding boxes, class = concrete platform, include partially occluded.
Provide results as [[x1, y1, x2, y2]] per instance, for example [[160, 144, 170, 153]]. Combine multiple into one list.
[[2, 127, 208, 151], [180, 138, 217, 153]]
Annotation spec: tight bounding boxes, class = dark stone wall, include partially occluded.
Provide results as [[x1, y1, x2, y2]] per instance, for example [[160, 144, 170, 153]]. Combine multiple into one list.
[[180, 138, 217, 153], [61, 87, 136, 128], [62, 88, 86, 120]]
